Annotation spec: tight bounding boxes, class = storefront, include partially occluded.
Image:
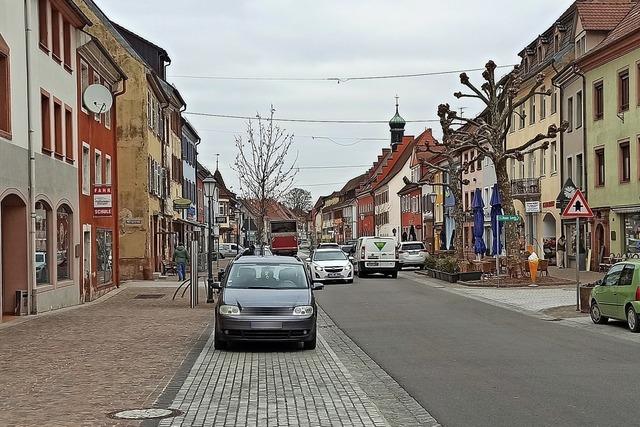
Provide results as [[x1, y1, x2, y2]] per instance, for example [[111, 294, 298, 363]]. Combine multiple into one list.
[[621, 211, 640, 254]]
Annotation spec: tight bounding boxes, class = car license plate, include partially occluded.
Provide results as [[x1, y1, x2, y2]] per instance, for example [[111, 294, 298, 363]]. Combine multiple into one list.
[[366, 262, 379, 267], [409, 250, 418, 255], [379, 262, 395, 267], [328, 273, 341, 278], [251, 322, 282, 329]]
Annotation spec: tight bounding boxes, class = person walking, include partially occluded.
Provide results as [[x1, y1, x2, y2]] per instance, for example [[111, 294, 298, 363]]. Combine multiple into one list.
[[556, 235, 566, 269], [173, 243, 190, 281]]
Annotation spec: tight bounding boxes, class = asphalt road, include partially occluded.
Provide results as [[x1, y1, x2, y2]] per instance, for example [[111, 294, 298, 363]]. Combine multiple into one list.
[[316, 272, 640, 427]]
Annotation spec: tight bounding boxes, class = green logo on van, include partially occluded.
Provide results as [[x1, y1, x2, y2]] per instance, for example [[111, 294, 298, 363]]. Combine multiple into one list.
[[374, 241, 387, 251]]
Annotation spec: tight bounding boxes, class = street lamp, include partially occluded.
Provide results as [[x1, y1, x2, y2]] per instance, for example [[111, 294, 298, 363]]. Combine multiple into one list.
[[203, 175, 217, 303]]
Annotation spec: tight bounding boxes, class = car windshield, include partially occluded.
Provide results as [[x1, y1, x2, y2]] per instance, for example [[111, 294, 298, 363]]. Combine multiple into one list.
[[401, 243, 425, 250], [314, 250, 347, 261], [226, 263, 308, 289]]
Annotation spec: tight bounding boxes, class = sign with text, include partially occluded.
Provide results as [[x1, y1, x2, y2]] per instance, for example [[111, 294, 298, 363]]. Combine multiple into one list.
[[525, 201, 541, 213], [93, 186, 112, 217], [215, 216, 227, 224], [498, 214, 520, 222]]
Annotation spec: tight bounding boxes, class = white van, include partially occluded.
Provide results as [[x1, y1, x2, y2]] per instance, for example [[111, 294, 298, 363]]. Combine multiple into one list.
[[219, 243, 244, 257], [354, 236, 399, 278]]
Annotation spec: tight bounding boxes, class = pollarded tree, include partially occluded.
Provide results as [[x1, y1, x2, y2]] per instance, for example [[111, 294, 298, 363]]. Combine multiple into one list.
[[429, 61, 568, 257], [233, 106, 298, 245], [283, 187, 312, 217]]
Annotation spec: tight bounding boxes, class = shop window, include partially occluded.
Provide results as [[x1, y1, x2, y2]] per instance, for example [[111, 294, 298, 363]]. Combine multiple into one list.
[[595, 148, 605, 186], [56, 204, 72, 280], [619, 69, 630, 112], [41, 91, 51, 153], [620, 142, 630, 183], [594, 81, 604, 120], [624, 214, 640, 254], [35, 201, 52, 285], [96, 229, 113, 285], [38, 0, 48, 51], [0, 34, 10, 139]]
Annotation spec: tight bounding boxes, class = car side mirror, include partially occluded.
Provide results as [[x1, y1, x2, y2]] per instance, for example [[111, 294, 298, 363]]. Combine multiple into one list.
[[348, 256, 354, 262], [305, 258, 311, 262], [312, 282, 324, 291]]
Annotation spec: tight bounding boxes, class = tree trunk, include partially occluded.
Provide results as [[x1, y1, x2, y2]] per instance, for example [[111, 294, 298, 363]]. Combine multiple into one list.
[[495, 159, 520, 257], [450, 176, 465, 260]]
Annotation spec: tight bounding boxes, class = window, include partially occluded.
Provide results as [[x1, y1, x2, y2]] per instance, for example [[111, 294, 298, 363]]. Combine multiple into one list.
[[576, 36, 586, 57], [510, 158, 516, 178], [38, 0, 48, 51], [594, 81, 604, 120], [56, 205, 72, 280], [551, 87, 557, 115], [82, 144, 90, 194], [620, 142, 630, 183], [80, 60, 89, 111], [35, 201, 51, 285], [105, 155, 112, 185], [63, 21, 71, 70], [0, 34, 10, 139], [595, 148, 605, 186], [51, 8, 60, 62], [519, 105, 526, 128], [477, 155, 482, 171], [104, 108, 111, 129], [567, 156, 573, 180], [540, 86, 546, 119], [95, 150, 102, 185], [64, 106, 73, 161], [619, 69, 630, 112], [619, 265, 635, 287], [576, 91, 583, 129], [567, 97, 573, 132], [554, 33, 560, 53], [550, 141, 557, 174], [41, 92, 51, 152], [529, 95, 536, 124], [576, 154, 583, 189], [96, 229, 113, 285], [540, 148, 547, 175], [638, 63, 640, 106], [53, 99, 62, 156]]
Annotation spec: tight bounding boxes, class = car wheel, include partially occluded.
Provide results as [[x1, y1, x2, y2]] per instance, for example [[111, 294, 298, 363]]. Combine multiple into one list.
[[390, 271, 398, 279], [346, 279, 353, 284], [214, 332, 227, 350], [304, 334, 317, 350], [590, 301, 608, 324], [358, 263, 368, 278], [627, 306, 640, 332]]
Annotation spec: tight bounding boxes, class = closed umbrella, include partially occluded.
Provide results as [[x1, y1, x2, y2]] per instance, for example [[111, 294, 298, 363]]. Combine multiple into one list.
[[472, 188, 486, 256], [490, 183, 503, 256]]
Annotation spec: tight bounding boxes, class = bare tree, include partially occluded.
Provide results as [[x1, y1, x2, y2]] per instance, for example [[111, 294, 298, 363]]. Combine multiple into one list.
[[233, 106, 298, 245], [425, 61, 567, 257], [283, 187, 312, 217]]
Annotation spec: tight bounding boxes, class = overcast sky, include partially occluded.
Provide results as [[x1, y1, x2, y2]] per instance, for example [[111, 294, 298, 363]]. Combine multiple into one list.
[[97, 0, 572, 201]]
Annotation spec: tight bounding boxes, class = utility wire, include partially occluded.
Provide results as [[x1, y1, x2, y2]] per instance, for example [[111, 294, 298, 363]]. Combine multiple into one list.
[[169, 65, 516, 83], [296, 165, 370, 170], [199, 128, 386, 141], [298, 181, 349, 187], [184, 111, 438, 124]]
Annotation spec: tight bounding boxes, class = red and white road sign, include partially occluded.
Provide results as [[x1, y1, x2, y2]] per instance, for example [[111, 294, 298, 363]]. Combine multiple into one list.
[[561, 189, 593, 218]]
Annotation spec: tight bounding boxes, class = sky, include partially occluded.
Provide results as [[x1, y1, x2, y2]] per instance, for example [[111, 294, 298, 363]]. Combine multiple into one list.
[[97, 0, 573, 202]]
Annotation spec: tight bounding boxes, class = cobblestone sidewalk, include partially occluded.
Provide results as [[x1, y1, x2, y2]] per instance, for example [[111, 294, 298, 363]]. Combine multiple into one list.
[[150, 310, 438, 427]]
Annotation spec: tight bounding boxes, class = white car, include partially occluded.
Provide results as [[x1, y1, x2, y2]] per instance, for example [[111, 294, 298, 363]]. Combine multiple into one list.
[[317, 243, 341, 250], [353, 236, 399, 278], [306, 249, 353, 284], [398, 241, 428, 269], [219, 243, 244, 257]]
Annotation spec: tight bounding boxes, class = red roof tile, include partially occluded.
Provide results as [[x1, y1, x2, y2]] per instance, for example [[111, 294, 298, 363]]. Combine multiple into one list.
[[576, 0, 636, 31]]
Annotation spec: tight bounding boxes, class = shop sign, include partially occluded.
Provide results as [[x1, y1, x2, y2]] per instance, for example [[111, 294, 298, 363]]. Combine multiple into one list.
[[525, 201, 541, 213], [94, 186, 112, 217], [542, 201, 555, 208]]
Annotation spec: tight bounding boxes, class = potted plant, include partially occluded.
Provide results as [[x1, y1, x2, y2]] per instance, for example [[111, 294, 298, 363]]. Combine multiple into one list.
[[434, 256, 460, 283], [423, 255, 437, 277]]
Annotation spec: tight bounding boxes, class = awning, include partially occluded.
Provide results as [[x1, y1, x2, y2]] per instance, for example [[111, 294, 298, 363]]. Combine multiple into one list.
[[612, 206, 640, 214], [175, 218, 205, 228]]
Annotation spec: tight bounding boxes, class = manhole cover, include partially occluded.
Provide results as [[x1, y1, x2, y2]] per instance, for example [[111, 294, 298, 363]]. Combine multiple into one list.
[[107, 408, 182, 420], [134, 294, 165, 299]]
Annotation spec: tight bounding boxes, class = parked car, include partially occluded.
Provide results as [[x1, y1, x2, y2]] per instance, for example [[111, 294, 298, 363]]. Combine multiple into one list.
[[590, 260, 640, 332], [306, 249, 353, 284], [213, 255, 323, 350], [219, 243, 244, 257], [353, 236, 399, 278], [340, 244, 355, 255], [398, 241, 428, 269]]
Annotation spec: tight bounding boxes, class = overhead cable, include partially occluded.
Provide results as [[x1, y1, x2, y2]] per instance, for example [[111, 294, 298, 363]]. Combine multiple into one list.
[[184, 111, 438, 124]]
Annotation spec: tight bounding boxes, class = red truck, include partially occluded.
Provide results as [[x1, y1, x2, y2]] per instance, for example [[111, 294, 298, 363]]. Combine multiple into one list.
[[270, 220, 298, 256]]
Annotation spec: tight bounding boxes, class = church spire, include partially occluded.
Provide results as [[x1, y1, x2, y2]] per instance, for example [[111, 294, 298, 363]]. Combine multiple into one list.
[[389, 95, 406, 150]]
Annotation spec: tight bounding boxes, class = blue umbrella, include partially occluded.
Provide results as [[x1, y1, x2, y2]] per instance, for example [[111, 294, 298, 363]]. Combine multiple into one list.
[[472, 188, 486, 256], [490, 183, 503, 256]]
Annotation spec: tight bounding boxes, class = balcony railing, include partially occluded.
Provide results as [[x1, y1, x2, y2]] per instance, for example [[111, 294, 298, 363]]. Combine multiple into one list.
[[510, 178, 541, 200]]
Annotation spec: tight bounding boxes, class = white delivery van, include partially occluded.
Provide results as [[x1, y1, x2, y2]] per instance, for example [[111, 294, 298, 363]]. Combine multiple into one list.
[[354, 236, 399, 278], [219, 243, 244, 257]]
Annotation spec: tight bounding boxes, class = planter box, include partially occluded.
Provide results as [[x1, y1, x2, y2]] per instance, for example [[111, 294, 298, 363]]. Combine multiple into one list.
[[459, 271, 482, 281], [431, 270, 459, 283], [580, 285, 594, 313]]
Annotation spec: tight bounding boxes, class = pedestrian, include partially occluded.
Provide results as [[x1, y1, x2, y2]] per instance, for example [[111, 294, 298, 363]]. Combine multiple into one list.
[[173, 242, 189, 281], [557, 235, 566, 269]]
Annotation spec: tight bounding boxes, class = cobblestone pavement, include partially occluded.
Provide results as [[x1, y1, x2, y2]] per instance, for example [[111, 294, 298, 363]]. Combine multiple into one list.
[[151, 309, 438, 427], [0, 281, 212, 427]]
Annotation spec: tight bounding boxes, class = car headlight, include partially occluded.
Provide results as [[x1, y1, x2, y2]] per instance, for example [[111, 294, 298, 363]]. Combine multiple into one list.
[[344, 263, 352, 270], [314, 265, 324, 272], [293, 305, 314, 316], [219, 305, 240, 316]]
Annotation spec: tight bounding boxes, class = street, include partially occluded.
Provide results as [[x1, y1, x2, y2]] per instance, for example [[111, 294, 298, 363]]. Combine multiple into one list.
[[3, 272, 640, 426]]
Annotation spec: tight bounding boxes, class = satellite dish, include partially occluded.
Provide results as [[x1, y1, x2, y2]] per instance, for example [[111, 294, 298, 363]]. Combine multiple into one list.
[[83, 84, 113, 114]]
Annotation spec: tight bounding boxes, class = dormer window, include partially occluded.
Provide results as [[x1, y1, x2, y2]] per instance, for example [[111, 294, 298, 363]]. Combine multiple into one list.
[[554, 34, 560, 53], [537, 45, 544, 63]]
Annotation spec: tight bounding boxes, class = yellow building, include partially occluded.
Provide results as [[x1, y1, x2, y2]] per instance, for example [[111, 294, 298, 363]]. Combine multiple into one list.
[[73, 0, 180, 279]]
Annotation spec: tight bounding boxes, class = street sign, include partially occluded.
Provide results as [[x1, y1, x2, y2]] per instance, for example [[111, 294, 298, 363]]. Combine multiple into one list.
[[561, 189, 593, 218], [498, 214, 520, 222], [215, 217, 227, 224], [525, 201, 541, 213]]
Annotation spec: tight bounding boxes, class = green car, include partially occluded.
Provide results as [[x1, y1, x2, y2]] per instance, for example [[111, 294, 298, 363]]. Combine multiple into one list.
[[590, 260, 640, 332]]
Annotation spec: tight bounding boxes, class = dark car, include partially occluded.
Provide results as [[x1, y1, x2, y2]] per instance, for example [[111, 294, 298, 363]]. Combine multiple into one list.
[[213, 256, 323, 350]]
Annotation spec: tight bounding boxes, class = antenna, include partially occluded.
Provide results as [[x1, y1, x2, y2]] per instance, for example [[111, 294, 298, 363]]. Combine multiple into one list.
[[83, 84, 113, 114], [459, 107, 467, 117]]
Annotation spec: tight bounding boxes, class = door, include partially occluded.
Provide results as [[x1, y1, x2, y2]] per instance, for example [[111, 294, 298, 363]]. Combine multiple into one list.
[[83, 229, 91, 301], [615, 264, 636, 319], [595, 264, 624, 317]]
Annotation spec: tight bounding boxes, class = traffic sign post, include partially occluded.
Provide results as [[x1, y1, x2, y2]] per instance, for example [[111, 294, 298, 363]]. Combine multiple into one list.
[[561, 189, 594, 311]]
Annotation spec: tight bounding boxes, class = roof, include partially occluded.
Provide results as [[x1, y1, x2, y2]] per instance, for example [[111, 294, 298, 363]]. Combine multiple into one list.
[[159, 79, 186, 109], [372, 136, 417, 190], [111, 22, 170, 62], [589, 1, 640, 51], [233, 255, 303, 265], [576, 0, 636, 31], [340, 173, 367, 193]]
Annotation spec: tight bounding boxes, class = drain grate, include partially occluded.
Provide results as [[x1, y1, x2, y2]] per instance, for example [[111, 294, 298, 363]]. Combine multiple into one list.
[[134, 294, 165, 300], [107, 408, 182, 420]]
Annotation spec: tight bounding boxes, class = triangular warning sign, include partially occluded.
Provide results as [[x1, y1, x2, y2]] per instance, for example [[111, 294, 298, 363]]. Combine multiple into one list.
[[562, 189, 593, 218]]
